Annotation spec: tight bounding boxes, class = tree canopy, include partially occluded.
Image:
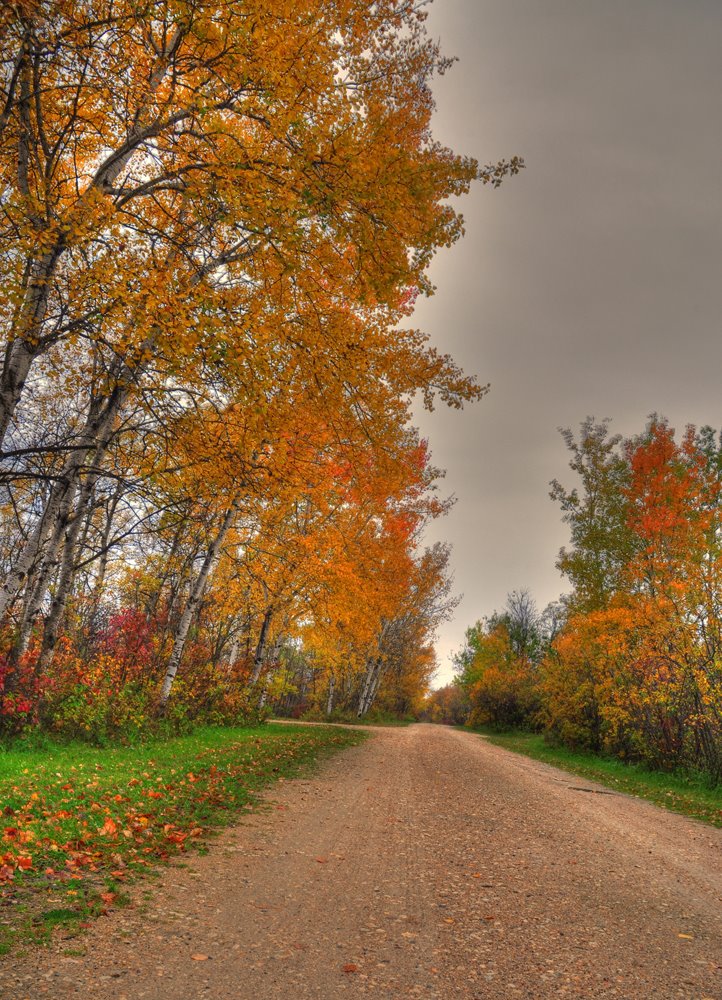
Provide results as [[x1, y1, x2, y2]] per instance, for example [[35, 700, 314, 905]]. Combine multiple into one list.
[[0, 0, 522, 735]]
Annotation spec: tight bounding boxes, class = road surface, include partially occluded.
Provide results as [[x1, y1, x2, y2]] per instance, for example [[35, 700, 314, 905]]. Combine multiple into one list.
[[1, 724, 720, 999]]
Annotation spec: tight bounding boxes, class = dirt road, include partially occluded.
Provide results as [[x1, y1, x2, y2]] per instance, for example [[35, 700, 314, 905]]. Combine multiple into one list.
[[1, 724, 720, 999]]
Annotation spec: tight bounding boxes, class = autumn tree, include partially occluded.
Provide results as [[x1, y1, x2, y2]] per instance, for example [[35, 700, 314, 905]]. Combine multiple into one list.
[[0, 1, 524, 733], [422, 684, 469, 726], [0, 0, 520, 444], [356, 542, 457, 718], [454, 591, 559, 730], [550, 418, 636, 612], [543, 417, 722, 776], [0, 0, 523, 681]]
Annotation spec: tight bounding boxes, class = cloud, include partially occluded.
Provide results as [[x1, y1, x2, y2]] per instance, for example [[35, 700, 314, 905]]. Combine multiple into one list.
[[415, 0, 722, 684]]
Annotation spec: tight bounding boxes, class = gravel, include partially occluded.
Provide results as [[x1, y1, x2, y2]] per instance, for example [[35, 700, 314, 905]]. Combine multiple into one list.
[[1, 724, 720, 999]]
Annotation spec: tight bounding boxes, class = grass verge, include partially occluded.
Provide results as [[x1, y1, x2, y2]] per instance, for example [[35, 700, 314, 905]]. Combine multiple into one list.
[[0, 723, 366, 954], [278, 712, 412, 728], [474, 729, 722, 828]]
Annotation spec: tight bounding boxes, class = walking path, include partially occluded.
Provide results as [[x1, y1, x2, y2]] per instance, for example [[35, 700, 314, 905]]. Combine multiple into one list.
[[1, 724, 720, 998]]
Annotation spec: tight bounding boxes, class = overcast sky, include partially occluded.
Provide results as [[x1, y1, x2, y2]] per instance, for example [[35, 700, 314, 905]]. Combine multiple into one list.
[[412, 0, 722, 685]]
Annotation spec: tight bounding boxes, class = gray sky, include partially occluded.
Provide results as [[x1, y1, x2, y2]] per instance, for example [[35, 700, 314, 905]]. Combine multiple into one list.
[[412, 0, 722, 685]]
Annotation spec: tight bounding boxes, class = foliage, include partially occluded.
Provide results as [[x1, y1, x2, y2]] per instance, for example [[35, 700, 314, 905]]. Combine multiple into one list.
[[0, 1, 522, 734], [421, 684, 469, 726], [455, 591, 552, 730], [457, 416, 722, 785], [549, 419, 636, 612]]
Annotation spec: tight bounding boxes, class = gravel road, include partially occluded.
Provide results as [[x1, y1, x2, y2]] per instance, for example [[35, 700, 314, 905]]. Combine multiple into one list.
[[1, 724, 720, 999]]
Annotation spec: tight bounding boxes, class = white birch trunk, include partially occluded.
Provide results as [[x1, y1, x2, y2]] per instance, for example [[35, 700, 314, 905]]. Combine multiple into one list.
[[37, 470, 101, 673], [357, 658, 379, 718], [226, 637, 241, 672], [325, 672, 336, 716], [158, 504, 236, 711], [88, 484, 122, 629], [0, 364, 136, 623], [367, 669, 383, 714]]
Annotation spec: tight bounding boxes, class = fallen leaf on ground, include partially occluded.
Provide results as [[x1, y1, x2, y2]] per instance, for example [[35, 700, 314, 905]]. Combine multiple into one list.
[[191, 954, 210, 961]]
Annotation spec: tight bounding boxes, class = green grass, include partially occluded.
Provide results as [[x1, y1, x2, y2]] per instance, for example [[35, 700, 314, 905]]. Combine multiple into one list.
[[0, 723, 366, 954], [277, 710, 413, 727], [348, 714, 413, 728], [473, 728, 722, 828]]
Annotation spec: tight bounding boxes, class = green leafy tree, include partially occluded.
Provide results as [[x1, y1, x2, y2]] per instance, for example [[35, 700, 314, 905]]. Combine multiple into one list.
[[550, 418, 636, 613]]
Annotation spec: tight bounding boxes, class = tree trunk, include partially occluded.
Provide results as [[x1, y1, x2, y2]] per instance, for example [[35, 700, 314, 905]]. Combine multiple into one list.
[[0, 375, 129, 623], [367, 668, 383, 714], [0, 237, 67, 450], [37, 470, 102, 673], [146, 514, 188, 623], [250, 607, 273, 685], [357, 657, 380, 717], [358, 655, 387, 717], [326, 672, 336, 716], [0, 482, 56, 622], [158, 504, 236, 712], [87, 483, 123, 633], [0, 338, 40, 452], [9, 478, 81, 665], [226, 637, 241, 672]]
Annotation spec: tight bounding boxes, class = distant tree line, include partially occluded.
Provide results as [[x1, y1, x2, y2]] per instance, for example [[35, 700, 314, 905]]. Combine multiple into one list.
[[426, 417, 722, 783]]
